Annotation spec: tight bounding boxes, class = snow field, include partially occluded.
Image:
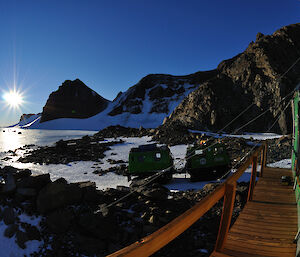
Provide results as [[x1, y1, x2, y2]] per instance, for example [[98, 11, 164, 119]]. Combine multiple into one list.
[[1, 136, 291, 192]]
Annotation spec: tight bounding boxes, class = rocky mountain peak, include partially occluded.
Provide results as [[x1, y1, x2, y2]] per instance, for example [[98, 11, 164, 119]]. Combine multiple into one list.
[[160, 23, 300, 134], [40, 79, 110, 123]]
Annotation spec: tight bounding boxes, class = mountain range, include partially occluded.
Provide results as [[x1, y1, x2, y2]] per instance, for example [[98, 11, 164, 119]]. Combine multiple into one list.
[[17, 23, 300, 134]]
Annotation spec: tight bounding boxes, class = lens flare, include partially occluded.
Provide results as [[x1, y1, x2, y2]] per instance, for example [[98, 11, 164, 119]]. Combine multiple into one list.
[[2, 89, 24, 109]]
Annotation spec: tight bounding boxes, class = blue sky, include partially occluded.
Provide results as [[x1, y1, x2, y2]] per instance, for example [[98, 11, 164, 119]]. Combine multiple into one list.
[[0, 0, 299, 126]]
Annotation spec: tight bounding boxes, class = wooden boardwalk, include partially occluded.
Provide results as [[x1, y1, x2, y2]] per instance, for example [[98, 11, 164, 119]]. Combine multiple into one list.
[[211, 167, 298, 257]]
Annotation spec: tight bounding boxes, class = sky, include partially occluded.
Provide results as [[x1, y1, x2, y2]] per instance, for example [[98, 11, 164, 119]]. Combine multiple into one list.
[[0, 0, 299, 126]]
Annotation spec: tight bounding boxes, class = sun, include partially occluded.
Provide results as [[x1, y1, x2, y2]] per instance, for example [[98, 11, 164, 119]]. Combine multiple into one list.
[[3, 90, 24, 108]]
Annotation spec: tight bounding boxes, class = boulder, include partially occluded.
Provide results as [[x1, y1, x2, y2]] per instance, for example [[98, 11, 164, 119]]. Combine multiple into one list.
[[2, 173, 16, 194], [3, 207, 16, 225], [15, 230, 29, 249], [17, 174, 51, 191], [82, 187, 105, 204], [36, 179, 83, 214], [4, 224, 18, 238]]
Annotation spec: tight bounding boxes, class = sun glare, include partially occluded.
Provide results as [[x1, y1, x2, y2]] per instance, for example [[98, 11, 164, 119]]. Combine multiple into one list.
[[3, 90, 24, 108]]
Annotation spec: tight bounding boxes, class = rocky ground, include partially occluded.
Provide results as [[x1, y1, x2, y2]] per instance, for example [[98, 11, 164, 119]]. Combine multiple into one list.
[[0, 165, 250, 257], [0, 126, 292, 256], [17, 136, 124, 165], [16, 125, 292, 169]]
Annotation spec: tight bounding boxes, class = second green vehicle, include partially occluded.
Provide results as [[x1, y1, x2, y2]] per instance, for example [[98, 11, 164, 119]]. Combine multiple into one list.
[[185, 141, 231, 181]]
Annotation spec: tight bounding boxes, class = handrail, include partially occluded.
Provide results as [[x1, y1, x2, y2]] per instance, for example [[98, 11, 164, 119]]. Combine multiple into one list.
[[107, 143, 266, 257]]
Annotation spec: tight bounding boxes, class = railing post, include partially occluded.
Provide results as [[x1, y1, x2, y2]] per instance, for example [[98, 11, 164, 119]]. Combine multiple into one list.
[[260, 141, 267, 177], [248, 155, 258, 202], [214, 182, 237, 252]]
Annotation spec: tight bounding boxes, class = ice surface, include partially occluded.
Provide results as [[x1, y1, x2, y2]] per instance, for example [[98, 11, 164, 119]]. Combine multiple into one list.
[[0, 128, 97, 152], [189, 130, 283, 140]]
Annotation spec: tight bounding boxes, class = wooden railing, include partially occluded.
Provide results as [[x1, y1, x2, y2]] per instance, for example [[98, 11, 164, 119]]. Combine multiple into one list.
[[107, 142, 267, 257]]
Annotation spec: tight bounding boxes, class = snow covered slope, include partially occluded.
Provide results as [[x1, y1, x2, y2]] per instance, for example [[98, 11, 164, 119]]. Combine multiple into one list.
[[17, 87, 194, 130], [15, 73, 215, 130]]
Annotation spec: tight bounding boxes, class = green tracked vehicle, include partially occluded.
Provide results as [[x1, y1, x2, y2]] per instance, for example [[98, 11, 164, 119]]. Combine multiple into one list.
[[185, 141, 231, 181], [128, 143, 173, 182]]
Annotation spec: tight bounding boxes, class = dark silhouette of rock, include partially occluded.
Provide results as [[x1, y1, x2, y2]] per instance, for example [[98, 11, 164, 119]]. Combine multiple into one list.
[[17, 174, 51, 191], [40, 79, 110, 122], [36, 179, 82, 213]]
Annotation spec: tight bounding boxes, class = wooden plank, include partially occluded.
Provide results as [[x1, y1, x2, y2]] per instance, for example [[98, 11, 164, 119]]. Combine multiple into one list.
[[225, 240, 295, 253], [247, 156, 257, 201], [262, 168, 293, 178], [240, 208, 297, 218], [259, 144, 265, 178], [263, 167, 292, 173], [253, 186, 295, 192], [227, 234, 295, 247], [236, 215, 298, 225], [239, 213, 298, 224], [215, 182, 236, 251], [232, 215, 297, 228], [223, 247, 293, 257], [232, 218, 297, 231], [228, 230, 295, 241], [231, 221, 297, 235], [253, 184, 295, 191], [245, 201, 297, 210]]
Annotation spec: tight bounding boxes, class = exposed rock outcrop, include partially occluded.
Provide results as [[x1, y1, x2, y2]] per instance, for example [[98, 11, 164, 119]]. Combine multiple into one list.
[[161, 23, 300, 134], [108, 71, 217, 116], [40, 79, 110, 122]]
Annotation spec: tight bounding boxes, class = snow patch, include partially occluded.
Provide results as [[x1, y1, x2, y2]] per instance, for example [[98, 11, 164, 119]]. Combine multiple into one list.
[[0, 209, 42, 257]]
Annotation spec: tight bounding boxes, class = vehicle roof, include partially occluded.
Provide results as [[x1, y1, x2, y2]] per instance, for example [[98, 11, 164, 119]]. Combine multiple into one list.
[[130, 143, 169, 153]]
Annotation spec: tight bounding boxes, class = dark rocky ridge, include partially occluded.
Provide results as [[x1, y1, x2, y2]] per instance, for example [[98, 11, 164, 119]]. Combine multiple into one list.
[[161, 23, 300, 134], [40, 79, 110, 122]]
